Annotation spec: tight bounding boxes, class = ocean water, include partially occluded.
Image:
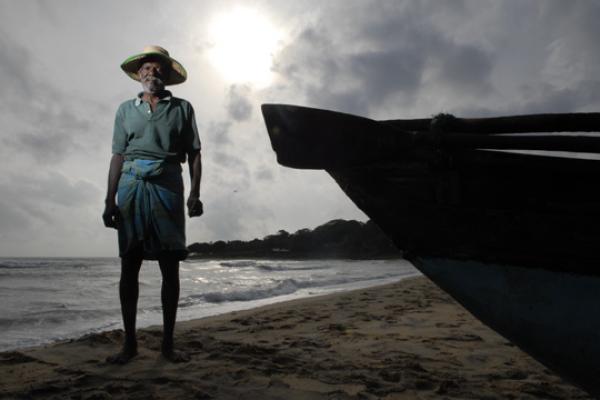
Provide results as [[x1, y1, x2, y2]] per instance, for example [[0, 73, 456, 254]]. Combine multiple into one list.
[[0, 257, 419, 352]]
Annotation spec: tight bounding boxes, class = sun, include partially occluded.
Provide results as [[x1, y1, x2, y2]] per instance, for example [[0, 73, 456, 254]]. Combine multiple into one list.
[[206, 8, 281, 87]]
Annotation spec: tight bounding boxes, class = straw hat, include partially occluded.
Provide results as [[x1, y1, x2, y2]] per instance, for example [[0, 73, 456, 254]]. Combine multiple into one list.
[[120, 45, 187, 85]]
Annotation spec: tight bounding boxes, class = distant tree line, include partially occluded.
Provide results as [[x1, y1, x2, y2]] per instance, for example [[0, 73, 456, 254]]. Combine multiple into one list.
[[188, 219, 402, 259]]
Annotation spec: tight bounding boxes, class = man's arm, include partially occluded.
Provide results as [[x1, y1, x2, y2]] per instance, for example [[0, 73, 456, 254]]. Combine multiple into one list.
[[186, 150, 203, 217], [103, 153, 124, 228]]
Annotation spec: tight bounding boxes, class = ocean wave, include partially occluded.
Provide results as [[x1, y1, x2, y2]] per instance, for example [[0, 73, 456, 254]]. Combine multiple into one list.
[[0, 258, 114, 270], [0, 286, 65, 292], [219, 261, 258, 268], [202, 279, 302, 303], [255, 264, 328, 272], [189, 274, 402, 304], [0, 261, 51, 269], [1, 308, 116, 328], [218, 261, 328, 272], [0, 257, 418, 353]]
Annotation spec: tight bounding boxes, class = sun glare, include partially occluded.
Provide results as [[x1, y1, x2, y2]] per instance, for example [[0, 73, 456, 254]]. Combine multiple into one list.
[[207, 8, 281, 87]]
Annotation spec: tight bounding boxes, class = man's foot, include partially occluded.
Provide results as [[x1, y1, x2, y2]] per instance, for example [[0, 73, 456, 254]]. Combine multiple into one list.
[[161, 342, 190, 363], [106, 344, 138, 364]]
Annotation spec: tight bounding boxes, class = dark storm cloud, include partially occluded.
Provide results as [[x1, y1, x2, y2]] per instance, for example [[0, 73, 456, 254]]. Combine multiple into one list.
[[515, 1, 600, 113], [272, 3, 495, 115], [273, 27, 369, 113], [432, 45, 493, 94], [272, 0, 600, 121], [517, 81, 600, 115], [540, 0, 600, 50], [226, 84, 253, 122], [351, 9, 492, 96], [349, 50, 424, 101], [0, 29, 93, 164]]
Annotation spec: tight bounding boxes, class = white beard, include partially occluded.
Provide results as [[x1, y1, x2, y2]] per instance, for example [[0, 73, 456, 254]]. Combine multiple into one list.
[[141, 76, 165, 93]]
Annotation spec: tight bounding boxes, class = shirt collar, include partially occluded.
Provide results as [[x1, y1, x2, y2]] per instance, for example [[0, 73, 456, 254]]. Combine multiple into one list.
[[135, 90, 172, 106]]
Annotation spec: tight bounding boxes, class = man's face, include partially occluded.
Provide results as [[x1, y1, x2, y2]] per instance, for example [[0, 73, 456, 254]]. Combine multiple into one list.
[[138, 60, 169, 93]]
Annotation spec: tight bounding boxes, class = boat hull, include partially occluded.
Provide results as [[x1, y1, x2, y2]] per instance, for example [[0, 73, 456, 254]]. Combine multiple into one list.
[[261, 103, 600, 396], [413, 257, 600, 397], [326, 151, 600, 274]]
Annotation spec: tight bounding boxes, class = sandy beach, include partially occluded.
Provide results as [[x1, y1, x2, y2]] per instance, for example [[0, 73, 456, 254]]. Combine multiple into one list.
[[0, 276, 592, 399]]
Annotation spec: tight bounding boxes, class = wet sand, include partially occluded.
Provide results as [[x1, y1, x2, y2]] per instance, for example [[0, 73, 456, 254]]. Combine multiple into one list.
[[0, 276, 592, 399]]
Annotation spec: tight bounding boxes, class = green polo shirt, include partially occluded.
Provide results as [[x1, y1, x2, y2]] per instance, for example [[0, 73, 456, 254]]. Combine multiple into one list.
[[112, 91, 201, 163]]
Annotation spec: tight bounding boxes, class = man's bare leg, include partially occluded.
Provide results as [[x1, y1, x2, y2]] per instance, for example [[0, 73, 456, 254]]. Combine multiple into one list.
[[158, 256, 189, 362], [107, 250, 143, 364]]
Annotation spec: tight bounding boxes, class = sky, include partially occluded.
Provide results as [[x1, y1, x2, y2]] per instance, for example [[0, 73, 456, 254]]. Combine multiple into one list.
[[0, 0, 599, 257]]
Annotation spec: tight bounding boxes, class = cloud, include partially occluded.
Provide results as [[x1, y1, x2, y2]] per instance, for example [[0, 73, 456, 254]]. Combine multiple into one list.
[[430, 44, 493, 94], [5, 171, 99, 208], [0, 171, 101, 240], [516, 81, 600, 114], [271, 3, 496, 116], [4, 107, 91, 163], [0, 198, 32, 234], [0, 30, 34, 98], [270, 0, 600, 122], [226, 84, 253, 122], [0, 29, 95, 165], [206, 120, 232, 145], [205, 145, 252, 192], [0, 169, 108, 256], [193, 189, 275, 242], [255, 165, 274, 181], [212, 150, 249, 170]]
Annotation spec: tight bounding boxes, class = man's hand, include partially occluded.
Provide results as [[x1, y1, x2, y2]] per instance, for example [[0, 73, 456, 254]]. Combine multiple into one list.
[[187, 194, 203, 217], [103, 201, 120, 229], [103, 154, 123, 229]]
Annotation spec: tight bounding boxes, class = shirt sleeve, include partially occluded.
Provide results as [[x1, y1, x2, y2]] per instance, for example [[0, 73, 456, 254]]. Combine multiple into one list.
[[184, 102, 201, 152], [111, 105, 127, 154]]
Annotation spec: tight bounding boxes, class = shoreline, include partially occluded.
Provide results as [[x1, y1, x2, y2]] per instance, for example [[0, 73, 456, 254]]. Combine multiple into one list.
[[0, 275, 413, 354], [0, 258, 416, 353], [187, 254, 405, 261], [1, 276, 592, 399]]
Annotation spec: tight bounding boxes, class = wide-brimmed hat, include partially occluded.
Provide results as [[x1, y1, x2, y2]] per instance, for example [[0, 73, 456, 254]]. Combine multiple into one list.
[[120, 45, 187, 85]]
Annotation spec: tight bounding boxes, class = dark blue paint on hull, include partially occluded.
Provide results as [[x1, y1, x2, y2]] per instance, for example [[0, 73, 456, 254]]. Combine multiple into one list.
[[412, 257, 600, 397]]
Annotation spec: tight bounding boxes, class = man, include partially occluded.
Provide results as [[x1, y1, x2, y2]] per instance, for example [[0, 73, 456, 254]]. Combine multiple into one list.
[[102, 45, 203, 364]]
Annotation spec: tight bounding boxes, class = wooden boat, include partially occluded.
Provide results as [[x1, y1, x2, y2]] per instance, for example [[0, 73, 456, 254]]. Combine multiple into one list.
[[261, 104, 600, 397]]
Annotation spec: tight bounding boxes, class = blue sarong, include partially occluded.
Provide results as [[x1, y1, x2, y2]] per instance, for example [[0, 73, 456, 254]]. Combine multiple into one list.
[[117, 159, 188, 260]]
